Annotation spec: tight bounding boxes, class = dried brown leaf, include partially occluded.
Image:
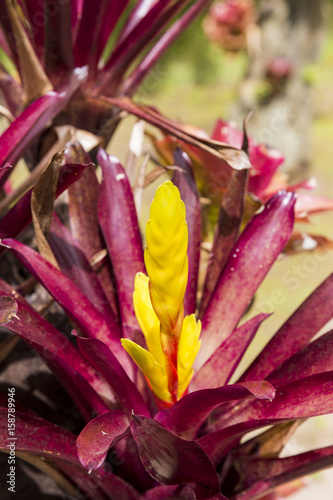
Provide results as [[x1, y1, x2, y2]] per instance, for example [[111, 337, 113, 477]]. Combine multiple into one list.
[[31, 152, 63, 268]]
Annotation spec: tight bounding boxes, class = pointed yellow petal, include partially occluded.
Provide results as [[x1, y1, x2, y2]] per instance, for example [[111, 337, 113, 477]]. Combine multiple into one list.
[[121, 339, 171, 403], [177, 314, 201, 399], [144, 181, 188, 332], [133, 272, 165, 367]]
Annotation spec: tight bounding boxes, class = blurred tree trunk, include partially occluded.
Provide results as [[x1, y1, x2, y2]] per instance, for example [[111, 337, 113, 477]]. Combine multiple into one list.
[[232, 0, 325, 179]]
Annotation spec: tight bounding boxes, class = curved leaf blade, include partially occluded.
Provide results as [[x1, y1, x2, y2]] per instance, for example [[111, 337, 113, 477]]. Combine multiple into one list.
[[131, 414, 220, 492], [155, 381, 275, 439], [197, 191, 296, 369], [77, 410, 130, 471]]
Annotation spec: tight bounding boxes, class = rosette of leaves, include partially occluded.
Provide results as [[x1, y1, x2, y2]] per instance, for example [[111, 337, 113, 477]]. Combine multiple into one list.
[[0, 138, 333, 499]]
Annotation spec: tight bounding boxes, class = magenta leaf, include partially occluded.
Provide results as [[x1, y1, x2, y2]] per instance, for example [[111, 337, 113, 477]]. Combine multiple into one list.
[[74, 0, 131, 70], [0, 294, 17, 325], [49, 213, 117, 322], [76, 337, 149, 416], [172, 148, 201, 315], [155, 382, 275, 439], [145, 484, 230, 499], [102, 0, 188, 81], [0, 68, 87, 181], [197, 191, 296, 369], [233, 446, 333, 500], [131, 414, 221, 492], [1, 239, 133, 372], [0, 282, 113, 406], [192, 314, 270, 391], [241, 371, 333, 422], [77, 410, 130, 471], [66, 147, 119, 318], [199, 168, 248, 318], [0, 408, 78, 464], [122, 0, 213, 96], [240, 273, 333, 382], [97, 149, 145, 334], [267, 329, 333, 387]]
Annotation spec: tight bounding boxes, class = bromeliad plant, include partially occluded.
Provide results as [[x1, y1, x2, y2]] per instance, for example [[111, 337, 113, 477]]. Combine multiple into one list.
[[0, 0, 214, 205], [0, 139, 333, 499]]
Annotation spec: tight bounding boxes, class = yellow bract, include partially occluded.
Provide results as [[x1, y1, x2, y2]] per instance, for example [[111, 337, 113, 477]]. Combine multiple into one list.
[[144, 181, 188, 333], [177, 314, 201, 399], [121, 338, 171, 403], [133, 272, 165, 367], [121, 181, 201, 405]]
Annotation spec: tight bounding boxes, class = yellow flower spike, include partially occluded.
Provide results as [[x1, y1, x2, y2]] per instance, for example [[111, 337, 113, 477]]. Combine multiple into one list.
[[177, 314, 201, 399], [144, 181, 188, 334], [133, 272, 165, 367], [121, 338, 171, 404]]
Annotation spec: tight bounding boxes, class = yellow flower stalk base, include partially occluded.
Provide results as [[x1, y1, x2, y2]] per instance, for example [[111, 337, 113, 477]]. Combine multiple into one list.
[[121, 181, 201, 406]]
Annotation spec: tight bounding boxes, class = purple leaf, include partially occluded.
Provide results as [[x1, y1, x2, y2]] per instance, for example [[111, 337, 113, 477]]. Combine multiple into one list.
[[199, 419, 279, 466], [199, 168, 248, 318], [0, 408, 140, 499], [191, 314, 270, 391], [102, 0, 188, 83], [0, 294, 17, 325], [0, 68, 87, 181], [45, 0, 74, 80], [172, 148, 201, 315], [241, 371, 333, 422], [74, 0, 131, 70], [97, 149, 145, 334], [196, 191, 296, 369], [49, 213, 117, 322], [66, 146, 119, 317], [44, 352, 111, 421], [267, 329, 333, 387], [131, 414, 220, 492], [76, 337, 149, 416], [240, 272, 333, 382], [145, 484, 229, 499], [0, 408, 78, 464], [155, 381, 275, 439], [1, 239, 133, 372], [233, 446, 333, 500], [77, 410, 130, 471], [0, 281, 114, 405], [122, 0, 213, 96], [0, 161, 89, 249]]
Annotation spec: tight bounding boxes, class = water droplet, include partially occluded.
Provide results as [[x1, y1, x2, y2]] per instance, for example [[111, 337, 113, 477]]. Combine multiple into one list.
[[233, 254, 237, 258], [230, 267, 234, 272], [236, 248, 240, 252]]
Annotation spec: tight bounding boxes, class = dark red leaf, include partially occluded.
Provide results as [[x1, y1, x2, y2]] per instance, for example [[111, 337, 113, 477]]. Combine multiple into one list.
[[77, 410, 130, 471], [197, 191, 296, 369], [1, 239, 132, 372], [191, 314, 270, 391], [240, 273, 333, 382], [76, 337, 149, 416], [49, 213, 117, 322], [155, 381, 275, 439], [131, 414, 220, 492], [97, 149, 145, 335], [199, 168, 248, 318], [172, 148, 201, 315]]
